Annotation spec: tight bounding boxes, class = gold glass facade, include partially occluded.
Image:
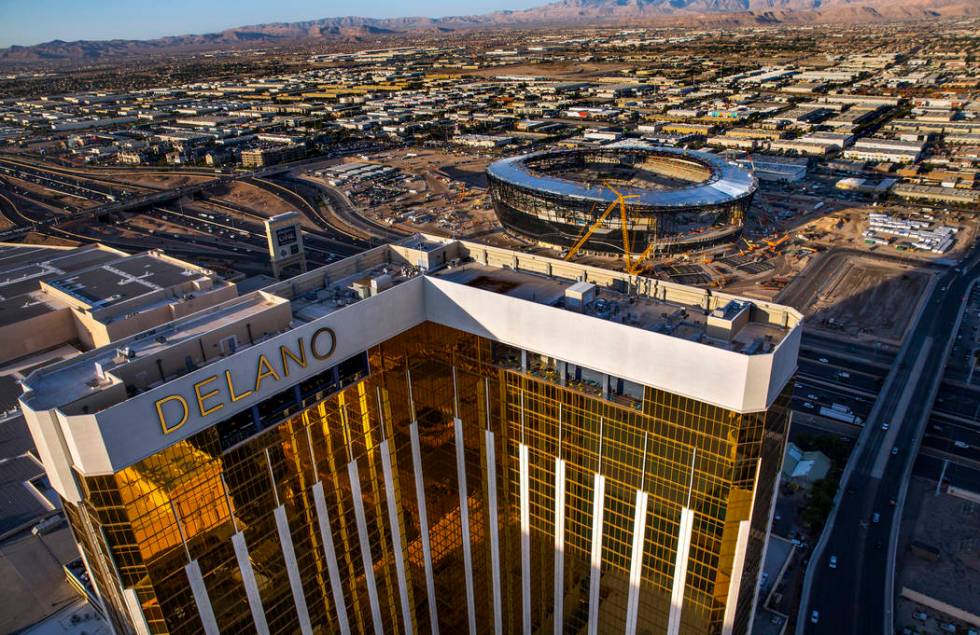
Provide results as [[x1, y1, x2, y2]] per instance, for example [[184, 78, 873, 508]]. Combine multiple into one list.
[[64, 321, 790, 635]]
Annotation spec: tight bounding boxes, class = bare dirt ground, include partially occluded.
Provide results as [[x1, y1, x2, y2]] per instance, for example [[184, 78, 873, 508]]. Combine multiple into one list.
[[209, 181, 296, 216], [778, 250, 932, 344], [7, 177, 100, 209], [793, 204, 978, 263], [21, 231, 78, 246], [332, 149, 501, 238]]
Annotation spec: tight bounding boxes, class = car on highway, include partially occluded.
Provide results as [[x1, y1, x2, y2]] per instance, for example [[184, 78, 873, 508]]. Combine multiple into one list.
[[810, 610, 820, 624], [872, 512, 880, 523], [881, 422, 890, 430], [819, 357, 829, 363], [803, 402, 815, 409], [891, 447, 899, 455], [829, 555, 838, 568], [807, 394, 819, 400]]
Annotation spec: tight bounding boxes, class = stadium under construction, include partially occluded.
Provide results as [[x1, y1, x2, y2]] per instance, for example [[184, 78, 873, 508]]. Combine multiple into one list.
[[487, 146, 758, 258]]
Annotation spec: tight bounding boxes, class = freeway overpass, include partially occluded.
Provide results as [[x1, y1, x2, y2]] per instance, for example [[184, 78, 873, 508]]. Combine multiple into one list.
[[797, 249, 980, 634]]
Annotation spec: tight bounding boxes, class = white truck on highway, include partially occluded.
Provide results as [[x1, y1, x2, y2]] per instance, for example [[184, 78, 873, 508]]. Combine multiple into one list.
[[820, 405, 863, 425]]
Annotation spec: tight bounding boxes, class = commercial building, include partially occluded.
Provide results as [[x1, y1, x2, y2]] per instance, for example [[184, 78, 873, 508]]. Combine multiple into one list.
[[21, 236, 800, 635], [892, 183, 980, 206], [241, 143, 306, 168], [844, 137, 925, 163], [0, 243, 236, 366]]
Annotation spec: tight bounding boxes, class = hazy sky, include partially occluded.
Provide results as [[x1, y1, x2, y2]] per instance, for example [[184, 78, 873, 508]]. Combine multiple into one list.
[[0, 0, 545, 47]]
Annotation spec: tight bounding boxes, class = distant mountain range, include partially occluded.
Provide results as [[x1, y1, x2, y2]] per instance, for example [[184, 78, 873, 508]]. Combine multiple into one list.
[[1, 0, 976, 64]]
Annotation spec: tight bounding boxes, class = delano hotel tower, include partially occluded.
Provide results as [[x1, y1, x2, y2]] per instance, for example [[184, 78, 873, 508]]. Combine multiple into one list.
[[21, 235, 800, 635]]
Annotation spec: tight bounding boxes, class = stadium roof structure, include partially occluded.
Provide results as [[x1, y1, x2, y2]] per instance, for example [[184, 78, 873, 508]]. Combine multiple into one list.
[[486, 145, 757, 208]]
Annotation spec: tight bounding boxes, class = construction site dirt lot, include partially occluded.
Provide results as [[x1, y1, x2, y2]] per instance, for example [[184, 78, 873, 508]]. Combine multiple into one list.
[[794, 204, 979, 263], [777, 249, 933, 344], [208, 181, 296, 216], [342, 149, 500, 238]]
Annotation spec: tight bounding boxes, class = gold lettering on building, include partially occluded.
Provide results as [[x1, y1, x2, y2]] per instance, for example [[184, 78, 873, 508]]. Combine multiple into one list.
[[156, 329, 339, 434], [311, 327, 336, 360], [155, 395, 189, 434], [225, 369, 253, 402], [253, 354, 281, 392], [193, 376, 224, 417], [280, 339, 308, 377]]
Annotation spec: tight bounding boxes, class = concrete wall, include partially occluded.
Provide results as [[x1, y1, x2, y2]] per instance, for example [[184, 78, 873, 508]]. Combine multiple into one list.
[[0, 307, 76, 365]]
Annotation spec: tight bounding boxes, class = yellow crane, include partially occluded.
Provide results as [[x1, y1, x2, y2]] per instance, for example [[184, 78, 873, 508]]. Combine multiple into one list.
[[627, 238, 658, 275], [564, 186, 638, 263]]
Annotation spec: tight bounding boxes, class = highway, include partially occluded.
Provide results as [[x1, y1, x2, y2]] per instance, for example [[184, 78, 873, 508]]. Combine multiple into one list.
[[799, 249, 980, 634]]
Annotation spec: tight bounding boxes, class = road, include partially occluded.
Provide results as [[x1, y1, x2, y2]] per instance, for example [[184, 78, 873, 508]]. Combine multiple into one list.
[[800, 249, 980, 634]]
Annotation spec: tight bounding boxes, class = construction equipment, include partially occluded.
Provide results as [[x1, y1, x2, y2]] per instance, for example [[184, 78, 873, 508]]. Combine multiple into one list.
[[764, 234, 790, 252], [564, 182, 672, 275], [564, 184, 638, 265]]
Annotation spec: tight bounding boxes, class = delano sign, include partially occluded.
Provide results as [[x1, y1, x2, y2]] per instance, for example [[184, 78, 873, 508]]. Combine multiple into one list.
[[154, 327, 336, 435]]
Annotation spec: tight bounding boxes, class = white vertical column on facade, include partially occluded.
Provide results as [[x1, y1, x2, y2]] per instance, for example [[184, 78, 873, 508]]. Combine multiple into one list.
[[721, 520, 753, 635], [624, 490, 650, 635], [185, 560, 220, 635], [312, 482, 351, 635], [232, 532, 270, 635], [380, 436, 413, 634], [667, 506, 696, 635], [409, 421, 440, 633], [221, 469, 270, 635], [171, 498, 219, 635], [519, 387, 533, 635], [347, 459, 384, 635], [274, 505, 314, 635], [454, 418, 477, 635], [586, 472, 606, 635], [721, 455, 764, 635], [625, 431, 651, 635], [667, 447, 699, 635], [587, 417, 606, 635], [519, 441, 532, 635], [485, 428, 503, 635], [121, 588, 152, 635], [553, 456, 567, 635], [452, 366, 478, 635], [553, 402, 567, 635], [266, 447, 313, 635], [305, 425, 351, 635], [744, 459, 775, 635]]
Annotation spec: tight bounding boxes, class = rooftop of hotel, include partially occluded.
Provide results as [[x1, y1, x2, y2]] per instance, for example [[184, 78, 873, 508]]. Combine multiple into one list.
[[45, 253, 211, 308], [0, 243, 226, 329], [0, 244, 122, 327], [20, 235, 801, 414]]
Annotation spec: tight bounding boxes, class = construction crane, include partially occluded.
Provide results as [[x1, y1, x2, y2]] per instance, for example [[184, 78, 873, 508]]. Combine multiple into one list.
[[564, 185, 638, 263], [627, 240, 658, 275], [765, 234, 790, 252]]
